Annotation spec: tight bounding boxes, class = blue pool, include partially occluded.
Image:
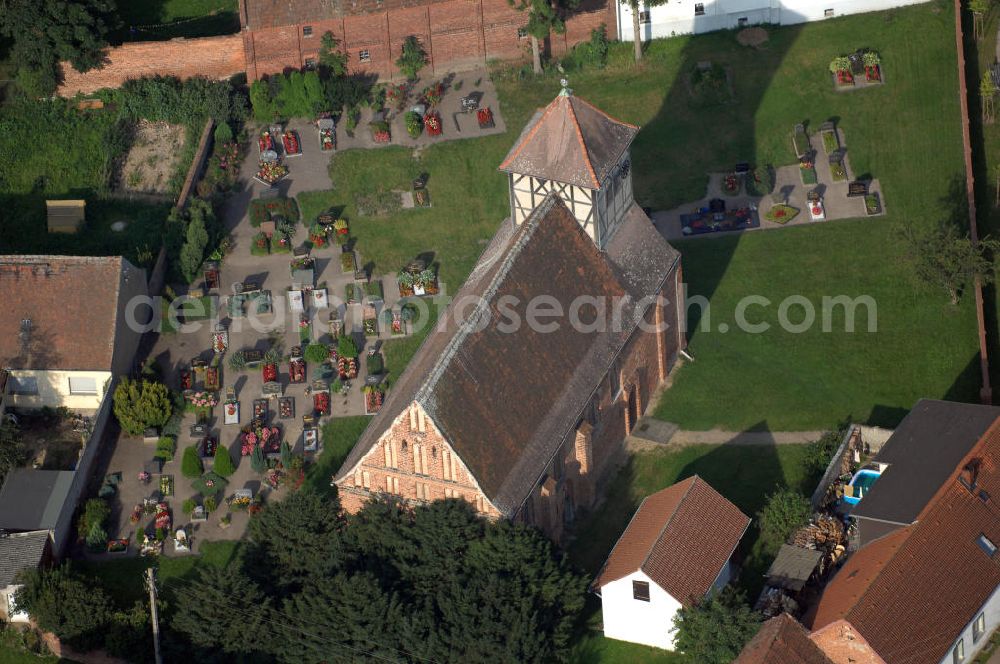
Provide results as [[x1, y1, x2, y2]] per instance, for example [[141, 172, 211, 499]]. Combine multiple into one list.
[[843, 468, 881, 506]]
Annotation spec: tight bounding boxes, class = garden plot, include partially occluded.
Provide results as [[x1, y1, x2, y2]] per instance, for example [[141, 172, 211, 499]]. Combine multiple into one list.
[[118, 120, 186, 194]]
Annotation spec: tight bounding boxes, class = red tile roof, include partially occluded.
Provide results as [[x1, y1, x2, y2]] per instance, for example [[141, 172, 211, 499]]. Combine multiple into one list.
[[735, 613, 834, 664], [594, 476, 750, 604], [499, 92, 639, 189], [0, 256, 125, 371], [807, 418, 1000, 664]]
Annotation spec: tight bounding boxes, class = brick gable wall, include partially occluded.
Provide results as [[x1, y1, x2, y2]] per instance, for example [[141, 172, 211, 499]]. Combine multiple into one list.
[[336, 402, 503, 518], [58, 35, 246, 97], [337, 265, 682, 542]]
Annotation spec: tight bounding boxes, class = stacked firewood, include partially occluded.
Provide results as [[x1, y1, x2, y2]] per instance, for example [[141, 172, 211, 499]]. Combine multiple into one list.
[[790, 515, 846, 550]]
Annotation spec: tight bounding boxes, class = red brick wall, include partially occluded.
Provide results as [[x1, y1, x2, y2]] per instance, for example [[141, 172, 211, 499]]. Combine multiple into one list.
[[336, 403, 503, 519], [58, 35, 246, 96], [243, 0, 617, 80]]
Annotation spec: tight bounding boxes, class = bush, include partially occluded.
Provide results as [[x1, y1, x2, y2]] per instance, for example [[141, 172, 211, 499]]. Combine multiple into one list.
[[78, 498, 110, 542], [404, 111, 424, 138], [338, 336, 359, 359], [564, 24, 609, 71], [673, 587, 761, 663], [214, 121, 233, 143], [757, 487, 811, 552], [113, 379, 172, 437], [85, 522, 107, 552], [304, 343, 330, 364], [13, 565, 112, 652], [181, 446, 203, 479], [182, 498, 197, 515], [214, 445, 236, 478], [396, 36, 427, 80], [250, 445, 266, 474], [204, 496, 218, 513], [250, 71, 326, 121], [154, 437, 176, 462], [114, 76, 248, 128]]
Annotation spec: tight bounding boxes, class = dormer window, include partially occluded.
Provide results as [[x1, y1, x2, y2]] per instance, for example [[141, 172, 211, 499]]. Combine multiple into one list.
[[977, 534, 996, 557]]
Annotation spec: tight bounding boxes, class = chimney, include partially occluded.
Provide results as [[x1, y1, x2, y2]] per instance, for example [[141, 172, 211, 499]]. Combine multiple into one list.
[[961, 459, 981, 491]]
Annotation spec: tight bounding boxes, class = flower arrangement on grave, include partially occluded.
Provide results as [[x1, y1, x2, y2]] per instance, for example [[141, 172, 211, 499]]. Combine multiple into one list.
[[333, 218, 349, 245], [397, 270, 415, 297], [423, 82, 445, 107], [289, 357, 306, 383], [405, 111, 424, 138], [829, 56, 853, 85], [309, 222, 328, 247], [724, 173, 739, 194], [253, 400, 267, 420], [265, 469, 281, 489], [863, 51, 881, 82], [370, 120, 391, 143], [800, 160, 814, 170], [256, 161, 287, 184], [129, 504, 142, 524], [391, 312, 403, 335], [282, 130, 301, 155], [414, 189, 430, 207], [477, 107, 494, 128], [107, 539, 128, 554], [186, 391, 218, 409], [154, 503, 171, 530], [386, 83, 408, 110], [211, 332, 227, 354], [417, 268, 439, 294], [159, 475, 173, 496], [241, 421, 280, 455], [279, 398, 294, 418], [205, 366, 220, 390], [252, 232, 269, 254], [811, 203, 823, 216], [225, 402, 238, 418], [258, 131, 274, 152], [299, 314, 310, 330], [320, 126, 335, 150], [138, 471, 150, 483], [228, 494, 252, 509], [424, 112, 442, 137], [364, 385, 385, 413], [262, 362, 278, 382], [313, 390, 331, 415], [180, 370, 193, 390]]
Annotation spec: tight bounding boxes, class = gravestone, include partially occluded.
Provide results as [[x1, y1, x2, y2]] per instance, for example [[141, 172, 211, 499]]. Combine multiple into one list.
[[847, 181, 868, 197]]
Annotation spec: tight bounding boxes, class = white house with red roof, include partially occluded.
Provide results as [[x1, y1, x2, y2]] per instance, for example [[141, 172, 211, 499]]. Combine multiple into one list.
[[592, 475, 750, 650]]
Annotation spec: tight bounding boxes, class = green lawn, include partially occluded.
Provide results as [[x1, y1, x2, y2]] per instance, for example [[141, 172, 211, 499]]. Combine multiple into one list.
[[75, 540, 240, 609], [566, 443, 819, 663], [294, 0, 977, 431], [307, 416, 373, 493], [112, 0, 239, 42]]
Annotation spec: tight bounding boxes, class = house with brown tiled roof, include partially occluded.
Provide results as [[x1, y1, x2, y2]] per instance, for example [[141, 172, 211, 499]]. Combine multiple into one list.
[[0, 255, 149, 556], [735, 613, 835, 664], [333, 90, 684, 541], [591, 476, 750, 650], [804, 400, 1000, 664]]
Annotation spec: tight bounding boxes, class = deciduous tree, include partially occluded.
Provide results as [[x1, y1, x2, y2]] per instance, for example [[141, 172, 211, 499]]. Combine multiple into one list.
[[396, 36, 428, 81], [508, 0, 580, 74], [13, 565, 112, 651], [898, 220, 1000, 304], [621, 0, 667, 62], [756, 486, 811, 552], [673, 587, 761, 663]]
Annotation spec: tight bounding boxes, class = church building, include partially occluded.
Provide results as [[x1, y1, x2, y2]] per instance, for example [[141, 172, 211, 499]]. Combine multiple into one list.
[[333, 89, 684, 540]]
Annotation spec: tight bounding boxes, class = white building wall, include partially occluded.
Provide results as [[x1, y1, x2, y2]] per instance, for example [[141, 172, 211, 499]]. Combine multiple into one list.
[[5, 369, 110, 411], [939, 583, 1000, 664], [617, 0, 928, 41], [600, 570, 683, 650]]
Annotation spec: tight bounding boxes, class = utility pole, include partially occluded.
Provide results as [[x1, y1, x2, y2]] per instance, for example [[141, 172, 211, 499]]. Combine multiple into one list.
[[145, 567, 163, 664]]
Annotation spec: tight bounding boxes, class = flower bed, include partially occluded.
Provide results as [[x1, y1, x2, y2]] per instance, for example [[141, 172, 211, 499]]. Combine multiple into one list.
[[345, 283, 362, 304], [364, 386, 385, 414], [865, 193, 882, 215], [370, 121, 391, 143], [309, 222, 330, 248], [830, 161, 847, 182], [341, 251, 357, 273], [314, 390, 331, 416], [253, 398, 268, 420], [255, 161, 288, 185], [799, 161, 817, 185], [765, 204, 800, 224], [821, 130, 839, 154], [180, 370, 193, 390], [363, 317, 378, 337], [477, 107, 495, 129], [198, 436, 218, 458], [386, 83, 408, 110], [249, 197, 300, 227], [282, 130, 302, 156], [258, 131, 275, 153], [792, 130, 810, 158], [185, 391, 218, 410], [413, 188, 431, 208], [422, 82, 444, 107], [262, 362, 278, 383], [279, 396, 294, 419], [205, 366, 220, 391], [154, 503, 171, 530], [338, 356, 358, 380], [251, 232, 270, 256], [865, 65, 881, 82], [333, 218, 349, 244], [211, 332, 227, 354], [241, 421, 280, 456], [159, 475, 173, 496], [107, 539, 128, 554], [405, 111, 423, 138], [424, 112, 443, 137]]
